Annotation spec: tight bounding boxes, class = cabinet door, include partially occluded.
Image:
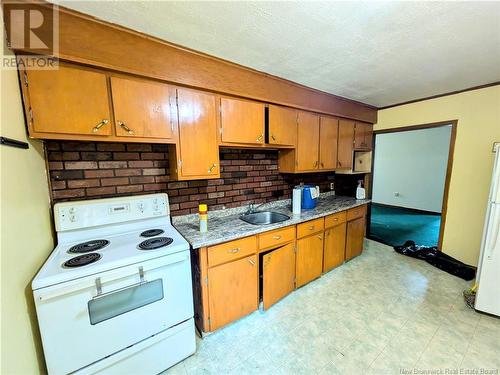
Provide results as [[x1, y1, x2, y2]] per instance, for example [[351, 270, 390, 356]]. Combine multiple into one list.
[[111, 77, 175, 139], [338, 119, 355, 169], [26, 65, 111, 136], [296, 112, 320, 171], [323, 223, 346, 272], [354, 122, 372, 149], [176, 88, 220, 178], [364, 123, 373, 149], [208, 255, 258, 331], [268, 105, 297, 146], [262, 243, 296, 310], [220, 97, 265, 144], [345, 217, 366, 261], [319, 116, 339, 170], [296, 233, 324, 288]]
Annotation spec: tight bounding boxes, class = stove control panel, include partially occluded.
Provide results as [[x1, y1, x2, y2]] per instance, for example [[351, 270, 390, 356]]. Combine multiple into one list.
[[55, 194, 169, 232]]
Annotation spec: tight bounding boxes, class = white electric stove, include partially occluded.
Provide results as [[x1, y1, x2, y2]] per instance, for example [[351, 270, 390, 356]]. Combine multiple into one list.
[[32, 193, 196, 375]]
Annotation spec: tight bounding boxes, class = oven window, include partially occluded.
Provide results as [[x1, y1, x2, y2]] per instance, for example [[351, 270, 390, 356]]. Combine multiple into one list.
[[88, 279, 164, 325]]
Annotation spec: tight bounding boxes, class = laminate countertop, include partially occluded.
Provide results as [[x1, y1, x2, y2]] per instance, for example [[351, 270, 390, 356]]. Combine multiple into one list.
[[172, 194, 370, 249]]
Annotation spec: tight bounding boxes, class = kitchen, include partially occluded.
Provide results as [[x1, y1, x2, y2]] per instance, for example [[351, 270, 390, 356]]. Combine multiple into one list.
[[1, 1, 500, 375]]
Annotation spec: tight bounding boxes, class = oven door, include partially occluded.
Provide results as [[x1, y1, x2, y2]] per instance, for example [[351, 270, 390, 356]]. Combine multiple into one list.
[[33, 250, 193, 375]]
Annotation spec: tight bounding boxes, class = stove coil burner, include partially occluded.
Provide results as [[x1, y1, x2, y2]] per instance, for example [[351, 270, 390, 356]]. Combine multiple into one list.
[[140, 229, 165, 238], [68, 239, 109, 254], [63, 253, 101, 268], [138, 237, 173, 250]]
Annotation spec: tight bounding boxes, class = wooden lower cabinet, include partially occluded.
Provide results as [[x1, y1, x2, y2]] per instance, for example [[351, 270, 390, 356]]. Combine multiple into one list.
[[296, 232, 324, 288], [262, 243, 296, 310], [323, 222, 347, 272], [196, 206, 368, 333], [345, 216, 366, 261], [207, 254, 258, 331]]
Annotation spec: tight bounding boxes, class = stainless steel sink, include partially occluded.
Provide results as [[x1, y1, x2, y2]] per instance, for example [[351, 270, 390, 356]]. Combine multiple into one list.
[[240, 211, 290, 225]]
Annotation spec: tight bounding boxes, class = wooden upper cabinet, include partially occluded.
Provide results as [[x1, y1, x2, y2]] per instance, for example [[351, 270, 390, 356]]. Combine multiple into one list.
[[296, 111, 320, 171], [319, 116, 339, 170], [354, 122, 373, 149], [174, 88, 220, 179], [25, 65, 111, 137], [262, 243, 296, 310], [220, 97, 265, 145], [268, 105, 297, 146], [110, 77, 176, 139], [207, 255, 258, 331], [337, 119, 355, 170]]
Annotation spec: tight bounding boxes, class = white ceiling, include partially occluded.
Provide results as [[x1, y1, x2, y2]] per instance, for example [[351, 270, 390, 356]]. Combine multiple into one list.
[[53, 1, 500, 107]]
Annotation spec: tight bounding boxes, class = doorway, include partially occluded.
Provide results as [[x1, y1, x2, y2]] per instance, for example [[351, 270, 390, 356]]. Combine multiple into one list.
[[368, 121, 457, 249]]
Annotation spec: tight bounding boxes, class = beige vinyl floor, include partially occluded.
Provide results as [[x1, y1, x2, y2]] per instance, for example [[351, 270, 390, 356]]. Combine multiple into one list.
[[165, 239, 500, 374]]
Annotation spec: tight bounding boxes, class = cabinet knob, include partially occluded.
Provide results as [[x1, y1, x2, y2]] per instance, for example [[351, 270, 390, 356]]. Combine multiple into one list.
[[208, 163, 217, 173], [92, 119, 109, 133], [317, 235, 323, 240], [118, 121, 134, 135]]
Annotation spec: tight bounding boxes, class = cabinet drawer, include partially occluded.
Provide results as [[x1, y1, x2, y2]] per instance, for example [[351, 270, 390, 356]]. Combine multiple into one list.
[[325, 211, 347, 228], [347, 205, 367, 221], [297, 218, 324, 239], [208, 236, 257, 267], [258, 226, 296, 250]]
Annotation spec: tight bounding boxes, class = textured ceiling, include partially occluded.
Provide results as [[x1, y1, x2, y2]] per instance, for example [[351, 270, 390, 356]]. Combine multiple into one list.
[[53, 1, 500, 107]]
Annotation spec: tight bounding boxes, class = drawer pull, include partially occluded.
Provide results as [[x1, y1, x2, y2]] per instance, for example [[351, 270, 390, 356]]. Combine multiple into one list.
[[256, 134, 264, 142], [92, 119, 109, 132], [248, 259, 256, 266], [271, 134, 276, 141], [309, 226, 315, 230], [227, 248, 240, 254], [333, 218, 338, 221], [118, 121, 134, 135], [272, 235, 282, 240]]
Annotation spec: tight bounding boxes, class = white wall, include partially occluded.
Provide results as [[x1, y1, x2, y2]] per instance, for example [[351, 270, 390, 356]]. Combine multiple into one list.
[[372, 125, 452, 213], [1, 28, 54, 373]]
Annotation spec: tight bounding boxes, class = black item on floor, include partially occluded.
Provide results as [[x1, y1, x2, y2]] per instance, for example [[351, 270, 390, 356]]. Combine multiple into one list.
[[394, 240, 476, 281]]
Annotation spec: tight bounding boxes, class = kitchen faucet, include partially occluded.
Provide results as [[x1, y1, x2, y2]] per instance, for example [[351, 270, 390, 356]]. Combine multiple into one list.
[[246, 202, 268, 214]]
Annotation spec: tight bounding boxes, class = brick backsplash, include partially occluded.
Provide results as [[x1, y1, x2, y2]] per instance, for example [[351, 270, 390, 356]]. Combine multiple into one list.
[[46, 141, 337, 216]]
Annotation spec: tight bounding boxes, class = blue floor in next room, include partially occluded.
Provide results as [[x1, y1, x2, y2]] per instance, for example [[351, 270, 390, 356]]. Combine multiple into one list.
[[369, 204, 441, 247]]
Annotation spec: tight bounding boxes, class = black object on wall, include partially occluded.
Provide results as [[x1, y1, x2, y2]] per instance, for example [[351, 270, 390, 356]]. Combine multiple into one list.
[[0, 136, 29, 149]]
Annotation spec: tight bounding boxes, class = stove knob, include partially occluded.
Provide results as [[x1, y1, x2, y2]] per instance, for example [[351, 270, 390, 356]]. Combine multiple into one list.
[[69, 214, 77, 222], [69, 207, 76, 214], [137, 203, 144, 212]]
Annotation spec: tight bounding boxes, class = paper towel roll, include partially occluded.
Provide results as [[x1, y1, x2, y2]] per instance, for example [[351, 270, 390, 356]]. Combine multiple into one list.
[[292, 187, 301, 215]]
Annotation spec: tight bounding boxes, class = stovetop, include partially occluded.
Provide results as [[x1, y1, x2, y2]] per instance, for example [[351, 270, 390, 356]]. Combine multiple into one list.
[[32, 220, 190, 290]]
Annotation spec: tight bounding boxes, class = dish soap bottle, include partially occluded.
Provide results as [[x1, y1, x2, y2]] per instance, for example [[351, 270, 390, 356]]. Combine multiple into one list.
[[356, 180, 366, 200], [199, 204, 208, 233]]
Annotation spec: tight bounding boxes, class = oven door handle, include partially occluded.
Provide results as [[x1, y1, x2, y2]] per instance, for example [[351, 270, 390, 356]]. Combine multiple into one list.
[[93, 267, 147, 300], [36, 252, 188, 302]]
